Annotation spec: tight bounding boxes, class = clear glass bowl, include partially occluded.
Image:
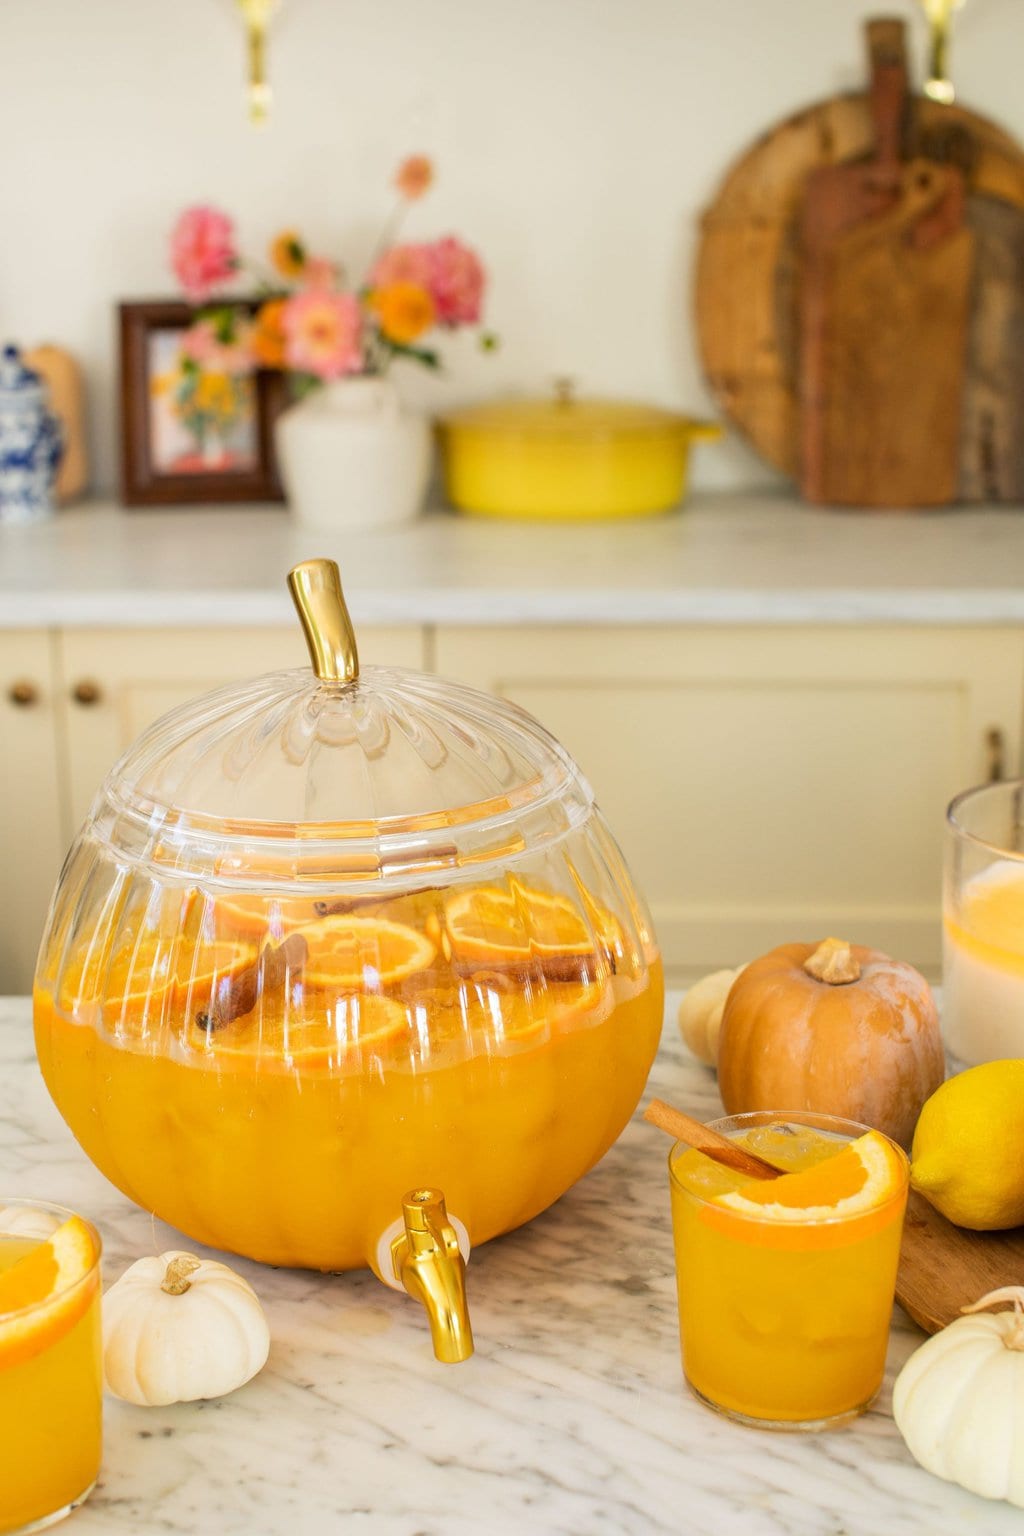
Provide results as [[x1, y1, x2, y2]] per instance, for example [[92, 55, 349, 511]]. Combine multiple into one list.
[[34, 565, 663, 1273]]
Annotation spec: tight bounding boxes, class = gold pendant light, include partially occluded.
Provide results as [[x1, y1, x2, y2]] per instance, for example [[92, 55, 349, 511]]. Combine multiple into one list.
[[236, 0, 279, 123], [918, 0, 968, 104]]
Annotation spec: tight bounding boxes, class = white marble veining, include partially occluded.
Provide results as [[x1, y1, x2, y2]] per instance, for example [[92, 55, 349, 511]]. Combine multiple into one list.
[[1, 495, 1024, 628], [0, 992, 1016, 1536]]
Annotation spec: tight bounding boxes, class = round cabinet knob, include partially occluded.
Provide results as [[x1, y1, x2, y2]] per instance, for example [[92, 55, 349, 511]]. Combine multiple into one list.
[[8, 679, 38, 707], [71, 679, 102, 706]]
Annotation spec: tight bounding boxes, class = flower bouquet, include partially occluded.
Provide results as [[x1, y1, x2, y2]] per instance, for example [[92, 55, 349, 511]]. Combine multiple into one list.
[[165, 156, 491, 526]]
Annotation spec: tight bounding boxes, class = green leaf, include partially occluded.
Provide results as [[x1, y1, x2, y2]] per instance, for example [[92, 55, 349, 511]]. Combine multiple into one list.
[[382, 338, 441, 370]]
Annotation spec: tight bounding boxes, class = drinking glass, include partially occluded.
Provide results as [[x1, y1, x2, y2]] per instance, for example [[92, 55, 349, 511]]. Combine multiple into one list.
[[944, 779, 1024, 1064], [669, 1111, 909, 1431], [0, 1200, 102, 1533]]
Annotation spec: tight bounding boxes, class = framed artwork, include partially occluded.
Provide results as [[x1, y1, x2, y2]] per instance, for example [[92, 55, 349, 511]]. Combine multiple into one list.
[[119, 300, 285, 506]]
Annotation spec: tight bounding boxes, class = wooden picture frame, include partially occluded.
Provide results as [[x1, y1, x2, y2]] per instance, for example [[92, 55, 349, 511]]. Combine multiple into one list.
[[119, 299, 285, 506]]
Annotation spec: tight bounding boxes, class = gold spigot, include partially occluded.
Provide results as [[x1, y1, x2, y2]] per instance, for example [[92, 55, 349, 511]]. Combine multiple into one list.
[[390, 1189, 474, 1364]]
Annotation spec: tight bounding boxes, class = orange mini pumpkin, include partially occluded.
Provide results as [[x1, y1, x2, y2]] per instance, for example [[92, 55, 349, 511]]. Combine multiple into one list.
[[717, 937, 944, 1148]]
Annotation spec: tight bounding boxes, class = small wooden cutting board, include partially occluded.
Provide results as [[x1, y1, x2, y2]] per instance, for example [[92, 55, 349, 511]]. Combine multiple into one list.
[[896, 1189, 1024, 1334]]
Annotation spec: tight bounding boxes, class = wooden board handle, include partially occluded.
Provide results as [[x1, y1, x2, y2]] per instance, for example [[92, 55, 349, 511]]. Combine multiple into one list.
[[867, 18, 908, 169]]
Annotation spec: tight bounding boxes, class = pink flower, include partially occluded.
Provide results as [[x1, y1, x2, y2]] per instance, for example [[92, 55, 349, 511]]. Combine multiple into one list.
[[302, 255, 339, 290], [178, 316, 252, 376], [425, 236, 485, 326], [170, 206, 237, 301], [211, 329, 253, 378], [282, 289, 363, 379], [372, 239, 485, 327], [369, 243, 434, 291], [178, 319, 218, 364]]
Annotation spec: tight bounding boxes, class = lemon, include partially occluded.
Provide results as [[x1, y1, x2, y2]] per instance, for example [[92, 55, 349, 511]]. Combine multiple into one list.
[[910, 1060, 1024, 1230]]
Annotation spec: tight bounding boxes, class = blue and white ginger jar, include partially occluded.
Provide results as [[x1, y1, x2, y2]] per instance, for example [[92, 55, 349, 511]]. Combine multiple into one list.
[[0, 345, 64, 525]]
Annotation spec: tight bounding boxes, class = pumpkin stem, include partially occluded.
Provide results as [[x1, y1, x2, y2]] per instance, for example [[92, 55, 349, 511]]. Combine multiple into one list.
[[962, 1287, 1024, 1349], [161, 1255, 202, 1296], [803, 938, 862, 986]]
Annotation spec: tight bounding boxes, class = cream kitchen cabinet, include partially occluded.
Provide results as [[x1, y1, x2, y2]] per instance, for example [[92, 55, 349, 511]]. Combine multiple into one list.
[[1, 631, 65, 995], [434, 625, 1024, 980], [57, 626, 428, 829]]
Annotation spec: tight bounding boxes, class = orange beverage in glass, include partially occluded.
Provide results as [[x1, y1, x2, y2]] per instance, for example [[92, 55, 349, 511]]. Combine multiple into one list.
[[669, 1112, 909, 1430], [0, 1201, 102, 1533]]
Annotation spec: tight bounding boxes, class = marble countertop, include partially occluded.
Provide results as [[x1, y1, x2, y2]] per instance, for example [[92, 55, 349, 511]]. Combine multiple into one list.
[[2, 495, 1024, 628], [0, 992, 1015, 1536]]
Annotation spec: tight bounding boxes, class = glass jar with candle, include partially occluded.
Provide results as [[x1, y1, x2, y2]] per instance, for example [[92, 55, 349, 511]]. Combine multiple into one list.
[[944, 780, 1024, 1063]]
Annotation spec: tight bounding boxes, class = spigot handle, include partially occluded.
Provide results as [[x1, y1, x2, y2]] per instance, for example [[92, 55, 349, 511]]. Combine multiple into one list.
[[390, 1188, 474, 1364]]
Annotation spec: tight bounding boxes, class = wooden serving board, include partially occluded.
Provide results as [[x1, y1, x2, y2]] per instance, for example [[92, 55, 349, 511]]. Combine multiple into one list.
[[896, 1189, 1024, 1334], [695, 17, 1024, 503]]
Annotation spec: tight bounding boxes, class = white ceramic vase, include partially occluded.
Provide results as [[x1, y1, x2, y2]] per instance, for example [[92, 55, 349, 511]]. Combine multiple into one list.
[[275, 375, 432, 530]]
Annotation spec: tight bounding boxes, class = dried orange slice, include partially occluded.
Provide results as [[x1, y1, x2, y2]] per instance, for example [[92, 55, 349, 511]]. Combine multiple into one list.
[[0, 1215, 99, 1368], [200, 993, 409, 1068], [444, 882, 595, 975], [207, 893, 322, 943], [59, 932, 256, 1041], [403, 973, 607, 1046], [715, 1131, 905, 1224], [300, 916, 435, 991], [171, 939, 257, 1005]]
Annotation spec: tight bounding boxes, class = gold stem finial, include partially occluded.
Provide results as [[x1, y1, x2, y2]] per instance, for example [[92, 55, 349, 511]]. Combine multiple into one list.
[[287, 559, 360, 684]]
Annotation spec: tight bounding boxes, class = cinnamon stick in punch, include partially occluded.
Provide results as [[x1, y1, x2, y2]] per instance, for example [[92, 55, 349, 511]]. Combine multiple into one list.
[[642, 1098, 784, 1180], [196, 932, 308, 1032]]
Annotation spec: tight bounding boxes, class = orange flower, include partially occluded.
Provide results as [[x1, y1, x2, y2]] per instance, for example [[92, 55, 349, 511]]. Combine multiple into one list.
[[269, 229, 306, 280], [250, 298, 288, 368], [394, 155, 434, 201], [369, 282, 436, 345]]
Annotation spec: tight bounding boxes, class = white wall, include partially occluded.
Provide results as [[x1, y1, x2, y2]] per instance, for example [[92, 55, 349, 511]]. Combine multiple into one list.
[[2, 0, 1021, 496]]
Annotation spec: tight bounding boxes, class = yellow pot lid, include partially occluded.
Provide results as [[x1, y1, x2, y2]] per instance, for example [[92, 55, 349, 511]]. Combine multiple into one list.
[[440, 382, 720, 444]]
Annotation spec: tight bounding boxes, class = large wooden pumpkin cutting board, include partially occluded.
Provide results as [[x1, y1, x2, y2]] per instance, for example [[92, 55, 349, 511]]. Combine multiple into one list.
[[695, 28, 1024, 501], [896, 1189, 1024, 1334]]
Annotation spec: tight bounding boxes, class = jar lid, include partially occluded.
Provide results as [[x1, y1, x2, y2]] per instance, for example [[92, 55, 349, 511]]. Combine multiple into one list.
[[91, 560, 593, 893], [0, 344, 44, 409], [439, 379, 715, 444]]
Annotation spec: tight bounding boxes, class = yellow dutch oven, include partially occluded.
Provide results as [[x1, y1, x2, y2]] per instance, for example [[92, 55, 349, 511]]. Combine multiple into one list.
[[438, 380, 721, 521]]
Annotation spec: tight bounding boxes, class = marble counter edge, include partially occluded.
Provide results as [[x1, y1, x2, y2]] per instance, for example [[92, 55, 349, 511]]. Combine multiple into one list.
[[5, 588, 1024, 629]]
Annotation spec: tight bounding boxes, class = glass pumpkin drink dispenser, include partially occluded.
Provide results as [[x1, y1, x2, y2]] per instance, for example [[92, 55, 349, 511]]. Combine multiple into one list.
[[33, 561, 663, 1361]]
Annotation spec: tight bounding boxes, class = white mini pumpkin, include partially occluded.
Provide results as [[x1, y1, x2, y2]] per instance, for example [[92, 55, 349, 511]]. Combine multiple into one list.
[[893, 1287, 1024, 1506], [103, 1250, 270, 1406], [677, 966, 743, 1066]]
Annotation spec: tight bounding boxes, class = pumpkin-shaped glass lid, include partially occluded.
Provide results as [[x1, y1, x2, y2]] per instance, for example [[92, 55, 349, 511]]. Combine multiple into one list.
[[93, 560, 591, 883]]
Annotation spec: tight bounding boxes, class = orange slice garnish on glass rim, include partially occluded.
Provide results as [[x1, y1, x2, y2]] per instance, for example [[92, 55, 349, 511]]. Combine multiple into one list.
[[0, 1215, 99, 1369], [703, 1131, 907, 1250], [299, 915, 435, 991]]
